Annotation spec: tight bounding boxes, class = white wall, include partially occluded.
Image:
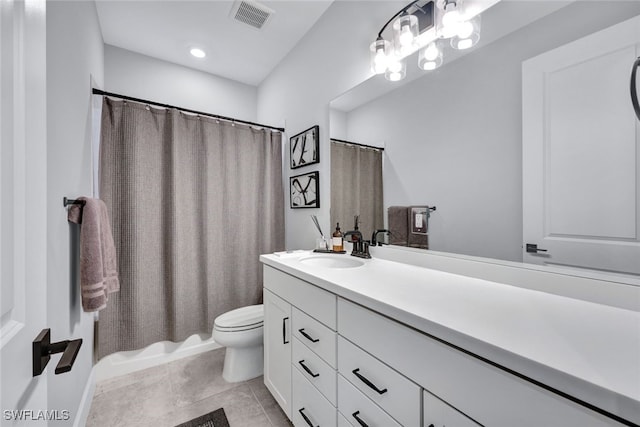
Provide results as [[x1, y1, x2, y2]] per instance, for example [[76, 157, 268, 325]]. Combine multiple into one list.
[[46, 1, 104, 424], [258, 2, 398, 250], [105, 45, 258, 122], [259, 0, 640, 256]]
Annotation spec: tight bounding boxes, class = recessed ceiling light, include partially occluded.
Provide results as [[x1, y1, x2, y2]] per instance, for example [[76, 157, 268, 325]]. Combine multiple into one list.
[[190, 48, 206, 58]]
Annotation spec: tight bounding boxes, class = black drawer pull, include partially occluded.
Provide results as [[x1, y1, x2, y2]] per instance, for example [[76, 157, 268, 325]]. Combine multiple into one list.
[[352, 411, 369, 427], [298, 407, 318, 427], [298, 359, 320, 378], [282, 317, 289, 344], [298, 328, 320, 343], [352, 368, 387, 395]]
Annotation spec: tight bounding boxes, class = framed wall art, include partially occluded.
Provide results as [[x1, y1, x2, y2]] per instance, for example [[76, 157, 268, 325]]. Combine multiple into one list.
[[290, 171, 320, 209], [290, 125, 319, 169]]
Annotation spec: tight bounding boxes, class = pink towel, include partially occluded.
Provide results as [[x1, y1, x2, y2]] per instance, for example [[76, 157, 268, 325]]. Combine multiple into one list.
[[68, 197, 120, 312]]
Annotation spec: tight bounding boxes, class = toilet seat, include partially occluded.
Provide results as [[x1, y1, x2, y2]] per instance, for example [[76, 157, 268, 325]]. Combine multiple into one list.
[[214, 304, 264, 332]]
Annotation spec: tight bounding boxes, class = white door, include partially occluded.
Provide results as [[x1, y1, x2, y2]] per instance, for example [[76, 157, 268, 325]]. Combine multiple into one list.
[[1, 0, 49, 422], [263, 289, 292, 419], [523, 15, 640, 275]]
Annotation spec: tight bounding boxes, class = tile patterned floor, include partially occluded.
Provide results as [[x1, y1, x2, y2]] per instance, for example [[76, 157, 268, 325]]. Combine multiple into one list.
[[87, 348, 292, 427]]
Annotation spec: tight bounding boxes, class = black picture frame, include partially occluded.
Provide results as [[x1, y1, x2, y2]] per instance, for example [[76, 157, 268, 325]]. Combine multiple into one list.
[[290, 171, 320, 209], [290, 125, 319, 169]]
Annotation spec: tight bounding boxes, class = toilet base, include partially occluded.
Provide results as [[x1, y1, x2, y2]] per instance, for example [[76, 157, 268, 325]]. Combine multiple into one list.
[[222, 345, 264, 383]]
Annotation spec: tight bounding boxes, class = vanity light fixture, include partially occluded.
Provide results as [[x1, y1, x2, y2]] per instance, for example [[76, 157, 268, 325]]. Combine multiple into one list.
[[190, 47, 206, 58], [370, 0, 482, 81]]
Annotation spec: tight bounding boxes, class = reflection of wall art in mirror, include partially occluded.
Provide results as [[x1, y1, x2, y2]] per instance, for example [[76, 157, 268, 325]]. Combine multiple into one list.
[[290, 171, 320, 209], [290, 125, 319, 169]]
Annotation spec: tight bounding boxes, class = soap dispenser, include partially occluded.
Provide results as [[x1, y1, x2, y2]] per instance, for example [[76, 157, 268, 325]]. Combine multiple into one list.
[[332, 223, 343, 252]]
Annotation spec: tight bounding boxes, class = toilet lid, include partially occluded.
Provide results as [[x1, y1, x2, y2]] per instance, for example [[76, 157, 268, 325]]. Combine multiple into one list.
[[214, 304, 264, 330]]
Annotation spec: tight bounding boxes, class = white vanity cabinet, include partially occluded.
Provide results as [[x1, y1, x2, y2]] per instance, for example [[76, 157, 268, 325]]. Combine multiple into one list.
[[338, 298, 627, 427], [263, 288, 292, 417], [261, 255, 638, 427], [263, 265, 338, 425]]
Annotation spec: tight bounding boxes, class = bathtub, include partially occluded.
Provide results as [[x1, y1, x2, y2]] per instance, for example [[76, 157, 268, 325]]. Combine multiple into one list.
[[93, 333, 221, 382]]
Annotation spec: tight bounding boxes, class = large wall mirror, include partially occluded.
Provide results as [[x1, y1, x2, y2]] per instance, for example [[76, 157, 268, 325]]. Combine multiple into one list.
[[330, 0, 640, 277]]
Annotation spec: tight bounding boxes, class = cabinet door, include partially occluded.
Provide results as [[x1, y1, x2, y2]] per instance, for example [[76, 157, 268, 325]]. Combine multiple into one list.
[[424, 390, 480, 427], [264, 288, 293, 418]]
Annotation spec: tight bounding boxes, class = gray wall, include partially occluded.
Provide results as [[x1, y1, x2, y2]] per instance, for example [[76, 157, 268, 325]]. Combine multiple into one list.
[[105, 45, 258, 122], [46, 1, 104, 424], [344, 1, 640, 262]]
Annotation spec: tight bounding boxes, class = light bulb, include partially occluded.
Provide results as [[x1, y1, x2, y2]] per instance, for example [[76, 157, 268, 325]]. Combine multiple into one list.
[[457, 38, 473, 49], [440, 3, 462, 39], [385, 59, 406, 81], [423, 43, 440, 61], [442, 9, 461, 28], [370, 38, 391, 74], [190, 48, 206, 58], [422, 61, 437, 71], [457, 21, 474, 39], [450, 15, 480, 50], [374, 50, 387, 74], [418, 41, 443, 71], [388, 60, 402, 73], [392, 13, 418, 55], [399, 24, 414, 47]]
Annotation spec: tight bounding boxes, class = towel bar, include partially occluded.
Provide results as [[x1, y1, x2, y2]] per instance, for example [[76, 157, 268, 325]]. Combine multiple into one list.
[[63, 197, 86, 207]]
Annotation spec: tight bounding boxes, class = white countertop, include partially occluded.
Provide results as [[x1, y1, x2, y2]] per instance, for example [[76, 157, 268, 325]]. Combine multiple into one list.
[[260, 251, 640, 425]]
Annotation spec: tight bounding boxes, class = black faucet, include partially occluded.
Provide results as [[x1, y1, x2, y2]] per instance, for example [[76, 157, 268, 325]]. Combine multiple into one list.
[[371, 229, 391, 246], [343, 230, 371, 259], [343, 230, 362, 243]]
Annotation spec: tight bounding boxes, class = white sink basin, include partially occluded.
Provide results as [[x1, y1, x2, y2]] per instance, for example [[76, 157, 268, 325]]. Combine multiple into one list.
[[299, 255, 365, 269]]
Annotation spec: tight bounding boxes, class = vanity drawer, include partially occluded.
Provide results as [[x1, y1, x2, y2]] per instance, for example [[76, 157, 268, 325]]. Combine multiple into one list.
[[292, 367, 336, 427], [293, 307, 337, 367], [293, 337, 337, 405], [338, 336, 420, 427], [338, 412, 353, 427], [337, 374, 402, 427], [338, 298, 626, 427], [424, 389, 480, 427], [264, 266, 336, 329]]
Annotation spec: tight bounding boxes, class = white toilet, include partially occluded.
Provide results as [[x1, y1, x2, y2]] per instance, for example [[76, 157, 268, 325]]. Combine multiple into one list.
[[212, 304, 264, 383]]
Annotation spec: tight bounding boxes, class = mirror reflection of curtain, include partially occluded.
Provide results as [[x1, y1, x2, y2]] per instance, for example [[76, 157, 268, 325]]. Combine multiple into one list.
[[330, 140, 384, 240], [98, 98, 284, 359]]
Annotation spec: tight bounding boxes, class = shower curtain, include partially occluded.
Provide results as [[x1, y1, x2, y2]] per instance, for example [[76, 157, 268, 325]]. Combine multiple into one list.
[[330, 140, 384, 241], [97, 98, 284, 358]]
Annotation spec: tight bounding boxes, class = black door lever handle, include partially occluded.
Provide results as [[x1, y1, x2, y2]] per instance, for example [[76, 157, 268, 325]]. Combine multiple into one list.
[[526, 243, 548, 254], [33, 329, 83, 376]]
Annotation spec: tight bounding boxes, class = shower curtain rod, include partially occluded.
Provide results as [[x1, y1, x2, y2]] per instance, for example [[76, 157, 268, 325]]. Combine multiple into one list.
[[92, 88, 285, 133], [331, 138, 385, 151]]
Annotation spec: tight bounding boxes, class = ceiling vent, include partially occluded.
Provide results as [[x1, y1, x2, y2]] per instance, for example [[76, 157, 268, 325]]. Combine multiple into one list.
[[230, 0, 274, 30]]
